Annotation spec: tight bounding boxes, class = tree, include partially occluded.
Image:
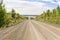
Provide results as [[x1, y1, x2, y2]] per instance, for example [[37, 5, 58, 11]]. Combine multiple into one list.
[[0, 4, 7, 27], [34, 6, 60, 24], [57, 6, 60, 15], [45, 10, 51, 20], [11, 9, 16, 19]]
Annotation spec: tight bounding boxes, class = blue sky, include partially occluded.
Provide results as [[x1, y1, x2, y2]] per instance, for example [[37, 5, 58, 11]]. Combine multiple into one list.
[[3, 0, 60, 15]]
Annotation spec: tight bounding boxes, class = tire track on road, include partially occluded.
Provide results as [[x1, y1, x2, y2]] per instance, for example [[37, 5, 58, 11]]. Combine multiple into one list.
[[31, 20, 60, 40]]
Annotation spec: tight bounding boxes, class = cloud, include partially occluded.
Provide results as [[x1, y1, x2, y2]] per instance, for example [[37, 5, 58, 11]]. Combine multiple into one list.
[[3, 0, 54, 15], [42, 0, 60, 5], [42, 0, 56, 3], [56, 0, 60, 5], [42, 0, 53, 1]]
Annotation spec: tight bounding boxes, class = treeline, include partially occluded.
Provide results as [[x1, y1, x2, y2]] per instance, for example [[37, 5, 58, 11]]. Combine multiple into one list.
[[0, 3, 27, 28], [35, 6, 60, 24]]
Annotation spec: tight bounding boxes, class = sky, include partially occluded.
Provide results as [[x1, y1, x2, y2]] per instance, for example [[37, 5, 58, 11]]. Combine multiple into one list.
[[3, 0, 60, 15]]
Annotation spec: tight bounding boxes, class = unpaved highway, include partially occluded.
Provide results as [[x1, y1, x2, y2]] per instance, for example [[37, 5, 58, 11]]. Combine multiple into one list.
[[0, 20, 60, 40]]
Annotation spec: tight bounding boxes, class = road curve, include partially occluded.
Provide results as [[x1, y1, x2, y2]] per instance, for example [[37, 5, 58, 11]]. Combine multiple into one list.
[[0, 20, 60, 40]]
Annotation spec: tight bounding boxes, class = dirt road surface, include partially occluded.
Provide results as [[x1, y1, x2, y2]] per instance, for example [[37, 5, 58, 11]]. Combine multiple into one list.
[[0, 20, 60, 40]]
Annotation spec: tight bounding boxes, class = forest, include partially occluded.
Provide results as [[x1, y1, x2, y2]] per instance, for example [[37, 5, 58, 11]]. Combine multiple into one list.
[[0, 3, 27, 29], [35, 6, 60, 24]]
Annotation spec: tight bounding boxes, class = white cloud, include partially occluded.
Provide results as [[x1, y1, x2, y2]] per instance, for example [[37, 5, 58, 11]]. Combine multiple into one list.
[[42, 0, 56, 3], [56, 0, 60, 5], [42, 0, 53, 1], [42, 0, 60, 6], [3, 0, 54, 15]]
